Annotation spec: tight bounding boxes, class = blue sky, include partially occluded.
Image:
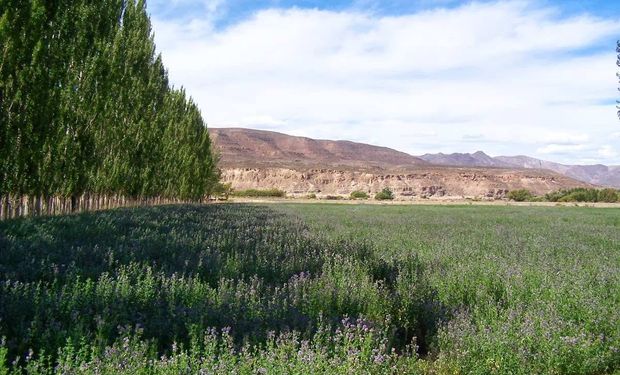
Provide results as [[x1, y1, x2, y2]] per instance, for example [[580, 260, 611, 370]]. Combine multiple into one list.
[[148, 0, 620, 165], [150, 1, 620, 25]]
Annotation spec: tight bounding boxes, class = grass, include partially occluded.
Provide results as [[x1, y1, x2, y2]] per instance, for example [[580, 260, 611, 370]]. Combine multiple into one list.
[[232, 188, 286, 198], [0, 203, 619, 374], [277, 204, 620, 374]]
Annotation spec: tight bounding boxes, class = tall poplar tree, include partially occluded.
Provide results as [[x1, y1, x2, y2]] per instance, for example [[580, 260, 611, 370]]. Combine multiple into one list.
[[0, 0, 218, 209]]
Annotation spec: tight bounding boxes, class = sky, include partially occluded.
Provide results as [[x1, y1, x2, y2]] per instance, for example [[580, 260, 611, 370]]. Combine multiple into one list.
[[147, 0, 620, 165]]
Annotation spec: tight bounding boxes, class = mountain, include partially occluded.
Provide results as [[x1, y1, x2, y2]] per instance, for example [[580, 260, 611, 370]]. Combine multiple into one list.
[[420, 151, 512, 168], [418, 151, 620, 188], [496, 156, 620, 188], [210, 128, 427, 171], [211, 128, 592, 198]]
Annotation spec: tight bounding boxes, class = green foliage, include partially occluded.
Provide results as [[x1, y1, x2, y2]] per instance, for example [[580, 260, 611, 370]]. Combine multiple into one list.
[[507, 189, 534, 202], [0, 0, 217, 201], [305, 193, 317, 199], [283, 204, 620, 374], [543, 191, 563, 202], [232, 188, 286, 198], [2, 203, 619, 373], [598, 188, 619, 203], [350, 190, 369, 199], [210, 182, 233, 200], [0, 340, 7, 375], [324, 195, 345, 200], [19, 324, 420, 374], [0, 205, 437, 372], [545, 188, 619, 203], [375, 188, 395, 201]]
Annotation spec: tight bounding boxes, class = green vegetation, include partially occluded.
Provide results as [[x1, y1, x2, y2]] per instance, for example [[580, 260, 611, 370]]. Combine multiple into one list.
[[374, 188, 395, 200], [0, 0, 218, 215], [278, 204, 620, 374], [545, 188, 619, 203], [0, 205, 426, 373], [1, 204, 618, 373], [599, 188, 619, 202], [232, 188, 286, 198], [507, 189, 534, 202], [323, 195, 345, 200], [506, 188, 620, 203], [210, 182, 233, 200], [350, 190, 369, 199]]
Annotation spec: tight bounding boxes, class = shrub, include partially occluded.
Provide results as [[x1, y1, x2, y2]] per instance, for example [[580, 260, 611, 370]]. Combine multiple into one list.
[[544, 190, 565, 202], [559, 191, 589, 202], [507, 189, 533, 202], [210, 182, 233, 200], [232, 188, 286, 198], [598, 188, 619, 203], [350, 191, 369, 200], [545, 188, 618, 203], [324, 195, 345, 200], [375, 188, 395, 201], [306, 193, 317, 199]]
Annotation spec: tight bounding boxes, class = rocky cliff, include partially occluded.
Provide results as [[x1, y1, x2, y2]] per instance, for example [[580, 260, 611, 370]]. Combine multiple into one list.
[[220, 167, 589, 199], [212, 128, 593, 199]]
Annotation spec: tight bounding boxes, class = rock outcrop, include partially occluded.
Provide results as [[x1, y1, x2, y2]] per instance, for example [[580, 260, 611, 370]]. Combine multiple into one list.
[[220, 167, 590, 199], [211, 128, 594, 199]]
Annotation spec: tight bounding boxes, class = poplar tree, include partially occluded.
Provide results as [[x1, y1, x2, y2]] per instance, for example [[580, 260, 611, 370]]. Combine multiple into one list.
[[0, 0, 218, 212]]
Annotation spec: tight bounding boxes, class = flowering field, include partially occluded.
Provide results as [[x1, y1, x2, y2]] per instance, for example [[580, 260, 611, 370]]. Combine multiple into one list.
[[0, 204, 618, 374]]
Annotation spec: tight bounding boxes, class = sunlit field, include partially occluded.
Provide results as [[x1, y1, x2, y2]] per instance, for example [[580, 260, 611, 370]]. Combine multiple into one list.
[[1, 204, 619, 374]]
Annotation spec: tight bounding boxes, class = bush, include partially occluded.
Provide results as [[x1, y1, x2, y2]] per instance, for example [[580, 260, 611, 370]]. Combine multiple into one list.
[[559, 191, 589, 202], [306, 193, 317, 199], [232, 188, 286, 198], [545, 188, 619, 203], [211, 182, 233, 200], [507, 189, 533, 202], [375, 188, 395, 201], [350, 191, 369, 200], [597, 188, 619, 203], [323, 195, 345, 200], [544, 190, 565, 202]]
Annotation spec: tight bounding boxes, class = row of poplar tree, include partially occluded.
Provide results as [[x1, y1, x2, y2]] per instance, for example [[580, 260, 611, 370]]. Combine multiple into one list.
[[0, 0, 218, 212]]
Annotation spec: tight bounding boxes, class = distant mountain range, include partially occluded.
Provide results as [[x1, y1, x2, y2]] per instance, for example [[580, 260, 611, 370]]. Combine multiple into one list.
[[210, 128, 619, 189], [210, 128, 599, 197], [419, 152, 620, 188], [210, 127, 427, 170]]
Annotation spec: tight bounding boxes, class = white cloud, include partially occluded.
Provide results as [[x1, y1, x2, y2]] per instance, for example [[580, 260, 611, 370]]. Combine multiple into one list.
[[532, 132, 590, 145], [150, 1, 620, 165], [237, 115, 288, 128], [536, 144, 587, 155], [598, 145, 618, 158]]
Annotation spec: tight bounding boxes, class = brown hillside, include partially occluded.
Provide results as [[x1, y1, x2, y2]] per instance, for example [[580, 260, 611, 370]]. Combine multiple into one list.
[[210, 128, 428, 170], [210, 128, 593, 199]]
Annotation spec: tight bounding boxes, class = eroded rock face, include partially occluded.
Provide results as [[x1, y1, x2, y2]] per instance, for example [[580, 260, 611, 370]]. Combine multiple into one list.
[[220, 167, 591, 199], [421, 186, 445, 198], [486, 189, 509, 199], [211, 128, 596, 198]]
